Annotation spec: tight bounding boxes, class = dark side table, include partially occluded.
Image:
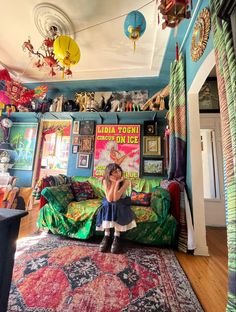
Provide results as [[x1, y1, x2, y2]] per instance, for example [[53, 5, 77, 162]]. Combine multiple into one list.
[[0, 208, 28, 312]]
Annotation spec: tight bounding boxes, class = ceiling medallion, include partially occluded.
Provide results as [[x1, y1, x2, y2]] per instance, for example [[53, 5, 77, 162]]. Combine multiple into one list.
[[191, 7, 211, 62], [33, 3, 74, 39]]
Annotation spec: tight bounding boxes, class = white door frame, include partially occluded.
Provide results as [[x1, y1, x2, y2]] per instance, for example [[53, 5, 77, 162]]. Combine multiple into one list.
[[188, 50, 216, 255]]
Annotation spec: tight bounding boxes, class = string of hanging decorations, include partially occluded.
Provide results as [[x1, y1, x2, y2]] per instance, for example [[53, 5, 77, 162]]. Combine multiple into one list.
[[21, 0, 191, 80]]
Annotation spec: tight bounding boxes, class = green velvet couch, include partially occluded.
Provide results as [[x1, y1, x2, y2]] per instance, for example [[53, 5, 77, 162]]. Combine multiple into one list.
[[37, 176, 177, 246]]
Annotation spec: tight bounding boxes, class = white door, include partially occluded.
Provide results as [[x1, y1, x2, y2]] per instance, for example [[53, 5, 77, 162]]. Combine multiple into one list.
[[200, 113, 226, 226]]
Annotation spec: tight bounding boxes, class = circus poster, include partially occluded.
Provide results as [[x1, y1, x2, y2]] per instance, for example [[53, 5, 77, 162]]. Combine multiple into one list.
[[93, 125, 140, 178]]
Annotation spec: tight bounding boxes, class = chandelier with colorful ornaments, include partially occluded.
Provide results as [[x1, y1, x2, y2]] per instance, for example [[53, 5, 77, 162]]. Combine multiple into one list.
[[22, 4, 80, 79]]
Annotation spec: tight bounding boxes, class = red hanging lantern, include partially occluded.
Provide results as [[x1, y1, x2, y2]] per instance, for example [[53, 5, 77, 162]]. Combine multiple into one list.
[[158, 0, 191, 29]]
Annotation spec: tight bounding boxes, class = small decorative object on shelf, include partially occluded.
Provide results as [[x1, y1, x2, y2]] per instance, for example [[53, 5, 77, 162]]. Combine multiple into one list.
[[191, 7, 211, 62]]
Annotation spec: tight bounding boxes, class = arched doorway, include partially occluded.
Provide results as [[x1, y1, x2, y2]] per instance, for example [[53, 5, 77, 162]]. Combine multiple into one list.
[[187, 50, 216, 255]]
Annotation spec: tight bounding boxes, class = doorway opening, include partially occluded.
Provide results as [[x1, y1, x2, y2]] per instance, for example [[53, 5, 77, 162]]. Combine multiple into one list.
[[200, 128, 219, 199]]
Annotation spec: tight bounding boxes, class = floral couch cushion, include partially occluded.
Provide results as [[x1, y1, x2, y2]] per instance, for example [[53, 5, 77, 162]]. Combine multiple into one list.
[[131, 190, 152, 206], [71, 181, 97, 202]]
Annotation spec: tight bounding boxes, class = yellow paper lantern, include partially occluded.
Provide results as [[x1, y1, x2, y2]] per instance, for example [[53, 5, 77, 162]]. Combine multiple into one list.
[[53, 35, 80, 77]]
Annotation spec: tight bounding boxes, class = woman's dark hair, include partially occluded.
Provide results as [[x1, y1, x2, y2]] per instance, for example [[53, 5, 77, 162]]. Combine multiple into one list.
[[103, 163, 123, 187]]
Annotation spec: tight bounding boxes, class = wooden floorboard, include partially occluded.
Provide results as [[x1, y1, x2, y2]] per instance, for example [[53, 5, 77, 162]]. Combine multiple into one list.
[[18, 207, 228, 312]]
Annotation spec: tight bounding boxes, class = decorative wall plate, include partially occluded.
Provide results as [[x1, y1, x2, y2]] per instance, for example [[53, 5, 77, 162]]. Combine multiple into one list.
[[191, 8, 211, 62]]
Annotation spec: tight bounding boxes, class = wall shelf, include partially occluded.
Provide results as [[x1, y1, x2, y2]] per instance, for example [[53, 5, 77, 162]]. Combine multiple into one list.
[[6, 110, 168, 124]]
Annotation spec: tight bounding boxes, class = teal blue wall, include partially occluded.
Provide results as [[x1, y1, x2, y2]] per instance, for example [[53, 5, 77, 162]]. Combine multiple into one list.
[[6, 111, 167, 187], [181, 0, 214, 200]]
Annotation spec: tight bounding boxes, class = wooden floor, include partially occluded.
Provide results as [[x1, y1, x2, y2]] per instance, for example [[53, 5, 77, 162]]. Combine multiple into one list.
[[18, 207, 228, 312]]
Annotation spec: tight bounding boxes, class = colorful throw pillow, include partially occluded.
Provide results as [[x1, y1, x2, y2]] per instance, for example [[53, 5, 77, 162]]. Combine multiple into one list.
[[41, 184, 74, 212], [131, 190, 151, 207], [71, 181, 97, 202]]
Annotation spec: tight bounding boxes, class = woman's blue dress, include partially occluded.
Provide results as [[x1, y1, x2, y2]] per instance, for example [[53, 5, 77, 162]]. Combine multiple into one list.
[[96, 197, 137, 232]]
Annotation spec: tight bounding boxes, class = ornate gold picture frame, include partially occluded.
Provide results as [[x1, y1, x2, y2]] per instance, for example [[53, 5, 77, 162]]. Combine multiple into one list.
[[143, 136, 161, 156], [78, 136, 94, 153]]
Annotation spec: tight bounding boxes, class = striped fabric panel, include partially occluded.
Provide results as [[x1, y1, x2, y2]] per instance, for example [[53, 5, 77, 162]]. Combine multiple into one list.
[[177, 190, 188, 253], [210, 1, 236, 311], [167, 55, 189, 252], [168, 55, 186, 181]]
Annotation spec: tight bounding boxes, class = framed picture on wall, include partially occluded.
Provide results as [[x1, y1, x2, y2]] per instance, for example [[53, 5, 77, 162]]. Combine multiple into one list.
[[73, 136, 79, 145], [73, 121, 79, 134], [72, 145, 78, 154], [143, 136, 161, 156], [199, 79, 220, 112], [8, 122, 38, 170], [78, 136, 94, 152], [77, 153, 90, 168], [142, 158, 164, 176], [143, 121, 157, 136], [79, 120, 95, 135]]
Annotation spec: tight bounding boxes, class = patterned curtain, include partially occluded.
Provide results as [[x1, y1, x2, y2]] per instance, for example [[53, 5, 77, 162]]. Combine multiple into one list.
[[210, 1, 236, 310], [166, 55, 196, 253], [168, 54, 186, 181]]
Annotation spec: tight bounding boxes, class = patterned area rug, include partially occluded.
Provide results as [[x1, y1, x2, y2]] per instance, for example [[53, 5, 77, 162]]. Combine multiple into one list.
[[8, 233, 203, 312]]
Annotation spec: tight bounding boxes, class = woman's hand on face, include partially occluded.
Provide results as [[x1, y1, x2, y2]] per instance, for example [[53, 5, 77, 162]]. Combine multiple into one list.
[[109, 175, 117, 183], [116, 177, 124, 184]]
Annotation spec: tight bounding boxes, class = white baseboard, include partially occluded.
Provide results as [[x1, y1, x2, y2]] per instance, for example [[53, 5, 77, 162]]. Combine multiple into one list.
[[194, 244, 209, 256]]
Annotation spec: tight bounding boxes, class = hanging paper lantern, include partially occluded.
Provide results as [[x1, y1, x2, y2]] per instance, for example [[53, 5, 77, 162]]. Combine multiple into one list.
[[124, 10, 146, 51], [53, 35, 80, 78]]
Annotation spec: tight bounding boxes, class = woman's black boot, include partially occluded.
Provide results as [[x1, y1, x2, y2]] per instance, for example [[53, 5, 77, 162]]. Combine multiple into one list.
[[99, 236, 112, 252], [111, 236, 121, 254]]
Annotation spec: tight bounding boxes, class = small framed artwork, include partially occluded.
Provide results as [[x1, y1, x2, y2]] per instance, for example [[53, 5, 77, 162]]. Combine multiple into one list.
[[199, 79, 220, 113], [79, 120, 95, 135], [73, 136, 79, 145], [143, 136, 161, 156], [72, 145, 78, 154], [73, 121, 79, 134], [143, 121, 157, 136], [78, 136, 94, 152], [142, 158, 164, 176], [77, 153, 90, 169]]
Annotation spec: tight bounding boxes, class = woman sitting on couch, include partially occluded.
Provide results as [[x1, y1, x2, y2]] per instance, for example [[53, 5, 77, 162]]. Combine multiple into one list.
[[96, 163, 137, 253]]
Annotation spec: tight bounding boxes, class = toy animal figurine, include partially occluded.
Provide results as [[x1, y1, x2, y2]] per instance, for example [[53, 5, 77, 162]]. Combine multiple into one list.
[[132, 103, 141, 111], [103, 94, 114, 112], [125, 101, 133, 112], [142, 85, 169, 111], [75, 92, 95, 112], [50, 95, 64, 112], [63, 100, 78, 112]]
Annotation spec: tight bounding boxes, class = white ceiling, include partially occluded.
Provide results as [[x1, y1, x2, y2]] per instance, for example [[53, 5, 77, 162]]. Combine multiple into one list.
[[0, 0, 173, 83]]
